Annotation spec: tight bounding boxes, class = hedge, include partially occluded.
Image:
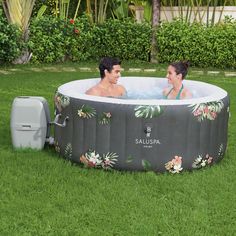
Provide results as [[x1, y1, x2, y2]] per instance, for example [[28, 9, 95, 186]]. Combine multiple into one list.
[[156, 19, 236, 68], [87, 19, 152, 61], [1, 14, 236, 68], [28, 17, 151, 63], [28, 16, 92, 63]]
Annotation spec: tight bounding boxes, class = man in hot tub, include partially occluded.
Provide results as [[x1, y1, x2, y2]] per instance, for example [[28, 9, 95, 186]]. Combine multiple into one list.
[[85, 57, 126, 97]]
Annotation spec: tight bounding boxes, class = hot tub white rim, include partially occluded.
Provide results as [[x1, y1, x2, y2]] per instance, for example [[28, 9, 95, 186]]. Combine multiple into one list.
[[57, 77, 228, 106]]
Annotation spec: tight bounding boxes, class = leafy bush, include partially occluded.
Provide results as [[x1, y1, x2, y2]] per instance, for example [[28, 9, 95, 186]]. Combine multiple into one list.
[[0, 9, 23, 63], [28, 17, 151, 63], [156, 19, 236, 68], [27, 16, 236, 68], [88, 19, 152, 61], [28, 15, 92, 63]]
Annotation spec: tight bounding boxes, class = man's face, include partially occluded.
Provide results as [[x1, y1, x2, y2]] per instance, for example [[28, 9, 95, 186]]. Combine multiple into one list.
[[106, 65, 121, 84]]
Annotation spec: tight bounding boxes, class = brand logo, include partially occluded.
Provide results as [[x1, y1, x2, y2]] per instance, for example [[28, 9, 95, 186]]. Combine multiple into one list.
[[145, 126, 152, 138], [134, 124, 161, 149]]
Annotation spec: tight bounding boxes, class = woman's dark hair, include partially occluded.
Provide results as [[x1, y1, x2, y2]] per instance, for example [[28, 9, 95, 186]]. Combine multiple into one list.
[[99, 57, 121, 79], [170, 61, 190, 79]]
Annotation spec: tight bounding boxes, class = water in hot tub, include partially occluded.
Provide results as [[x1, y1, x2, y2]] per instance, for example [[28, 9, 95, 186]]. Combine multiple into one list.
[[126, 87, 199, 99], [126, 87, 163, 99]]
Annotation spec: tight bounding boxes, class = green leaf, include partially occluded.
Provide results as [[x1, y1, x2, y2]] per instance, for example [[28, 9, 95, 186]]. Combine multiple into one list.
[[142, 159, 151, 171], [134, 105, 163, 119], [126, 155, 134, 163]]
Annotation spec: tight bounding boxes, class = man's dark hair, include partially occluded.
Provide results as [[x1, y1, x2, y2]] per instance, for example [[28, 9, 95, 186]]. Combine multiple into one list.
[[99, 57, 121, 79]]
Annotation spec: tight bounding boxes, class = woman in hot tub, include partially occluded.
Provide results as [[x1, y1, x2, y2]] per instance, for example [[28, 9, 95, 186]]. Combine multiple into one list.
[[163, 61, 192, 100]]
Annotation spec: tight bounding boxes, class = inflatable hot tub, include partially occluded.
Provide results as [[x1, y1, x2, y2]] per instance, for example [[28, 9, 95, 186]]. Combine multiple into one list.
[[54, 77, 229, 173]]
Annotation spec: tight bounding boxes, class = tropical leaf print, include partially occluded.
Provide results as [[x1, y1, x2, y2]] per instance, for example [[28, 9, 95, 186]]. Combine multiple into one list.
[[134, 105, 163, 119], [78, 104, 96, 119], [64, 143, 72, 160], [188, 100, 224, 121], [192, 154, 213, 169], [227, 106, 230, 113], [165, 156, 183, 173], [54, 91, 70, 112], [142, 159, 151, 171], [80, 150, 118, 170], [101, 152, 118, 170], [126, 155, 134, 163], [218, 144, 224, 158], [99, 112, 112, 125]]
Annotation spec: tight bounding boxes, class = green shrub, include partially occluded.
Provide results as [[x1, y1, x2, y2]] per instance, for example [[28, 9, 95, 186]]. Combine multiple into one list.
[[28, 16, 92, 63], [28, 16, 236, 68], [0, 9, 23, 63], [28, 17, 151, 63], [88, 19, 152, 61], [156, 19, 236, 68], [207, 23, 236, 68]]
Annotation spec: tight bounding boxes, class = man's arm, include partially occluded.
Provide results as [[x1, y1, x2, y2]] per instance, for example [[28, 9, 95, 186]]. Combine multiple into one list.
[[118, 85, 127, 96]]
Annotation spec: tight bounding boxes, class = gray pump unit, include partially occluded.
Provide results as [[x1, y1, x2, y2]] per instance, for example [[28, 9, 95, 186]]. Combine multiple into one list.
[[11, 96, 51, 149]]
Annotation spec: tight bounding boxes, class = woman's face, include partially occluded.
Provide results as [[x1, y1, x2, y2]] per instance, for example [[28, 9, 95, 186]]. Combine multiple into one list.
[[166, 65, 181, 85]]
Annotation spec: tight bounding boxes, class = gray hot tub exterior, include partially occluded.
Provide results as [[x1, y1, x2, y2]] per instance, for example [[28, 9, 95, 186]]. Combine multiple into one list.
[[54, 86, 229, 173]]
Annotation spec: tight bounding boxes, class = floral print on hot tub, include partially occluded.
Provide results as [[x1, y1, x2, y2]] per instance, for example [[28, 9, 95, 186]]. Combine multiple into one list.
[[78, 104, 96, 119], [98, 112, 112, 125], [80, 150, 118, 170], [192, 154, 213, 169], [188, 100, 224, 121], [165, 156, 183, 173], [55, 99, 227, 172], [165, 154, 213, 174], [54, 90, 70, 112], [77, 104, 112, 125], [164, 143, 224, 173], [59, 141, 224, 172], [134, 101, 225, 121]]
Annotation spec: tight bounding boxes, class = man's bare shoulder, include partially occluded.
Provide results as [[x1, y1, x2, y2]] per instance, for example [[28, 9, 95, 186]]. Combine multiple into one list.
[[85, 86, 101, 96], [117, 84, 126, 95]]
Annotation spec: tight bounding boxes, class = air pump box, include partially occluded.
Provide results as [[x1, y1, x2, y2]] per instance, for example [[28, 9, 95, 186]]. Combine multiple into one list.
[[10, 96, 51, 149]]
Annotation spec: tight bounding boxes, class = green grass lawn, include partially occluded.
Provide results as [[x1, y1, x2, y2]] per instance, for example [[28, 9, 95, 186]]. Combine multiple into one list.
[[0, 63, 236, 235]]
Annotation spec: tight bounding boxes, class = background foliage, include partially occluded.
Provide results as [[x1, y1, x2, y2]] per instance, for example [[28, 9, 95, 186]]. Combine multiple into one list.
[[87, 19, 152, 61], [28, 17, 152, 63], [156, 18, 236, 68], [28, 15, 92, 63], [28, 16, 236, 68], [1, 8, 236, 68], [0, 9, 23, 63]]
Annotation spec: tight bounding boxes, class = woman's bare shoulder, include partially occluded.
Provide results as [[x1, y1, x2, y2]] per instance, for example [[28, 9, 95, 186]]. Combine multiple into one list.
[[163, 87, 170, 95], [182, 87, 192, 99]]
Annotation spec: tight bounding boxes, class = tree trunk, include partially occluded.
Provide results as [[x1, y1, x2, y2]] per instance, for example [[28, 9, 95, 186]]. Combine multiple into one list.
[[13, 28, 32, 64], [151, 0, 161, 63]]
